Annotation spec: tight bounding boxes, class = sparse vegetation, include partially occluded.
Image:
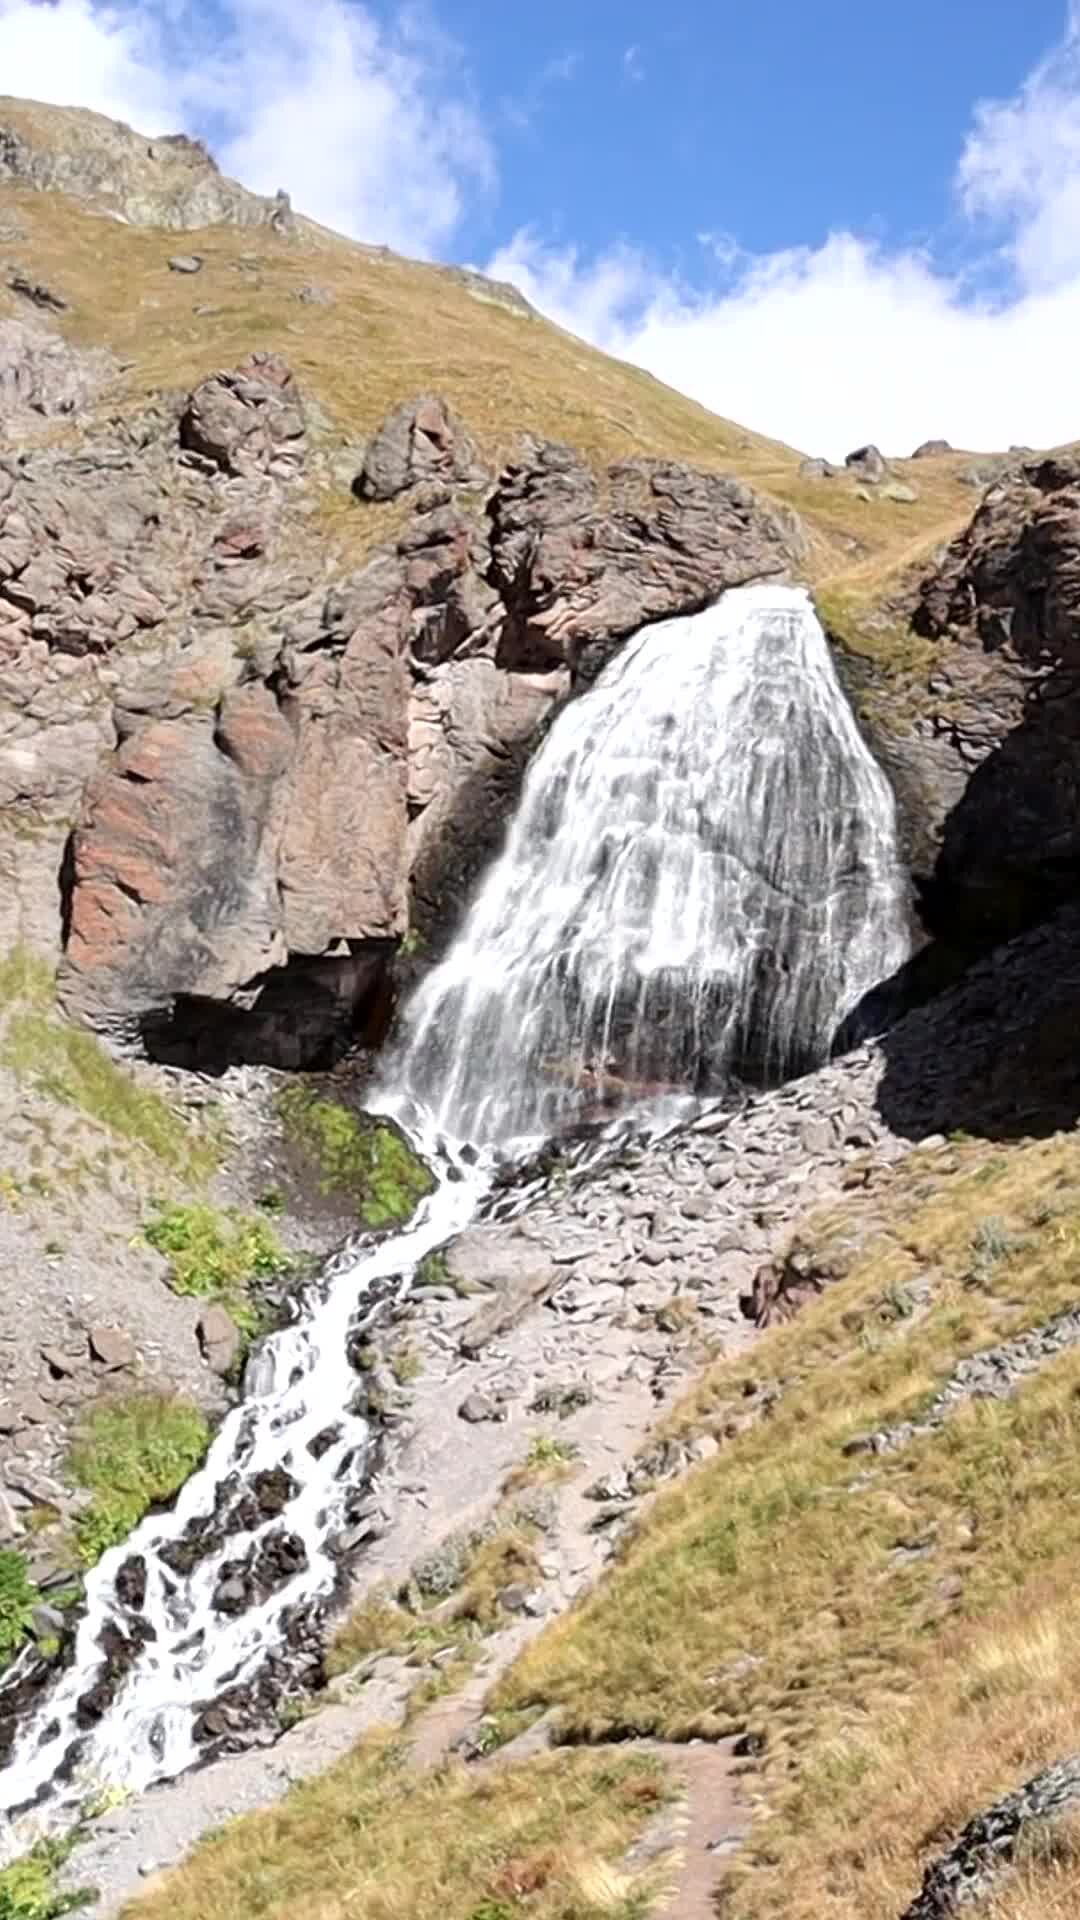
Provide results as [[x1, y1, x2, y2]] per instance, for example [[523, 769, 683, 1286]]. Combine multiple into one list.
[[482, 1131, 1080, 1917], [125, 1734, 668, 1920], [1, 1006, 218, 1181], [278, 1087, 433, 1228], [415, 1248, 450, 1288], [143, 1202, 292, 1331], [0, 1548, 39, 1668], [0, 1836, 91, 1919], [68, 1392, 210, 1565]]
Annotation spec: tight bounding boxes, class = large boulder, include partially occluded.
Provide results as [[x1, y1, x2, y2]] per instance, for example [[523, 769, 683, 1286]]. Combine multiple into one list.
[[488, 441, 802, 674]]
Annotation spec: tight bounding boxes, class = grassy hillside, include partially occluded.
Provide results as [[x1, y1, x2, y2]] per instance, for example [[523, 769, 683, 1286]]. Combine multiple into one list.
[[122, 1125, 1080, 1920], [1, 94, 982, 600]]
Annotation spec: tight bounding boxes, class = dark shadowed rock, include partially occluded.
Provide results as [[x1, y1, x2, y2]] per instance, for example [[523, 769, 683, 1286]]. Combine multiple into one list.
[[913, 452, 1080, 944], [844, 444, 887, 483]]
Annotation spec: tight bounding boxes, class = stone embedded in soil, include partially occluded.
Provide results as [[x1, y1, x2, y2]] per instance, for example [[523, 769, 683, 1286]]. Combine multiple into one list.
[[89, 1326, 136, 1370], [458, 1391, 508, 1424]]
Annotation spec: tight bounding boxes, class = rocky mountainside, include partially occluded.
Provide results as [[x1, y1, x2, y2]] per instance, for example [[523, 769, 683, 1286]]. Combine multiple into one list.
[[1, 92, 1038, 1061], [6, 91, 1080, 1920]]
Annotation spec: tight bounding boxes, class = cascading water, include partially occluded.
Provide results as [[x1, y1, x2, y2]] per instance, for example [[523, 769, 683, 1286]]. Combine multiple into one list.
[[388, 585, 909, 1155], [0, 583, 908, 1850]]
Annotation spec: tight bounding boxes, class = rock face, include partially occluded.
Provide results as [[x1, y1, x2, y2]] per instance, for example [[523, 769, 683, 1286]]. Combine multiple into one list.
[[0, 96, 294, 232], [0, 314, 798, 1058], [911, 453, 1080, 944], [0, 316, 115, 418], [488, 442, 801, 674]]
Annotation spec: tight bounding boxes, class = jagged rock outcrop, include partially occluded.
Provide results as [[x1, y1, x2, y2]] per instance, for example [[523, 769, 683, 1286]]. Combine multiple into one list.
[[912, 453, 1080, 944], [900, 1753, 1080, 1917], [488, 442, 802, 672], [0, 316, 115, 418], [0, 322, 797, 1058], [0, 96, 294, 232], [354, 394, 487, 503]]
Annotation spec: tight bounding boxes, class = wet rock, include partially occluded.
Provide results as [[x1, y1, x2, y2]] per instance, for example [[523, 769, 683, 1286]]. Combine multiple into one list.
[[115, 1555, 148, 1612], [30, 1603, 65, 1638]]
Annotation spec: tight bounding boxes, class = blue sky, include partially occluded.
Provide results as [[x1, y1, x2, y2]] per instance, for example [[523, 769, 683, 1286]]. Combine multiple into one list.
[[3, 0, 1080, 453], [449, 1, 1062, 271]]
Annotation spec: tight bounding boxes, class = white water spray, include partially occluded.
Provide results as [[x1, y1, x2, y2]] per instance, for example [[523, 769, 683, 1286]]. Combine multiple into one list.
[[0, 583, 908, 1846], [389, 585, 909, 1155]]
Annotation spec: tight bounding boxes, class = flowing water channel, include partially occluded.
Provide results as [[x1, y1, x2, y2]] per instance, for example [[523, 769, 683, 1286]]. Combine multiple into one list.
[[0, 584, 909, 1848]]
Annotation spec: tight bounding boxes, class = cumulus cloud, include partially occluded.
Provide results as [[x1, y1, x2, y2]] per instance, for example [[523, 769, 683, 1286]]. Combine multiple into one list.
[[958, 2, 1080, 289], [486, 227, 1080, 458], [0, 0, 493, 255], [489, 9, 1080, 458]]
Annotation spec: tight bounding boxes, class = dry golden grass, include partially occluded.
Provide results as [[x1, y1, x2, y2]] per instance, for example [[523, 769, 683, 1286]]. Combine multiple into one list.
[[123, 1735, 671, 1920], [486, 1130, 1080, 1917], [1, 174, 986, 598], [114, 1131, 1080, 1920]]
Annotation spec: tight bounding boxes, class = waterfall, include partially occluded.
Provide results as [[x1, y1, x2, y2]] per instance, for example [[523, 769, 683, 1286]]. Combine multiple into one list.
[[0, 582, 908, 1846], [386, 585, 909, 1156]]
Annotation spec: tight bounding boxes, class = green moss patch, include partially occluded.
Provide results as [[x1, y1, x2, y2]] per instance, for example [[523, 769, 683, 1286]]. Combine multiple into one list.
[[68, 1392, 210, 1565], [278, 1088, 433, 1229], [144, 1203, 293, 1332]]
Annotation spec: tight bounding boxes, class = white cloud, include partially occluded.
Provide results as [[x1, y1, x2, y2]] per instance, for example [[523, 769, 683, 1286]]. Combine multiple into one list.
[[487, 9, 1080, 458], [489, 225, 1080, 458], [958, 5, 1080, 289], [0, 0, 493, 255], [0, 0, 173, 128], [623, 44, 644, 83]]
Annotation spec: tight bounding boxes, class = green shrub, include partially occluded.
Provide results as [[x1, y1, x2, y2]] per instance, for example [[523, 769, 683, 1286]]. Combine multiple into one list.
[[144, 1203, 291, 1331], [278, 1089, 433, 1228], [0, 1549, 38, 1666], [0, 1837, 91, 1919], [68, 1393, 210, 1565]]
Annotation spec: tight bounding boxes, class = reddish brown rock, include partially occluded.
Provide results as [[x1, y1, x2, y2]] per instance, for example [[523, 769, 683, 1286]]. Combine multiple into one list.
[[180, 352, 305, 479]]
